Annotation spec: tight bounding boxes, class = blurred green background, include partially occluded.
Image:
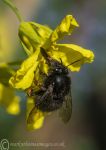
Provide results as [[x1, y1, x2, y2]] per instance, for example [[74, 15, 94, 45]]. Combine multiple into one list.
[[0, 0, 106, 150]]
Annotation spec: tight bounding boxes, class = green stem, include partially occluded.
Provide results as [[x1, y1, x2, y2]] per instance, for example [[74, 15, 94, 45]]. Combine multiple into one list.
[[2, 0, 23, 22]]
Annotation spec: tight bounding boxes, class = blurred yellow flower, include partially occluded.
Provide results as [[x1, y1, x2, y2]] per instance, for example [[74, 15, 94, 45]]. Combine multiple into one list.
[[0, 83, 20, 115], [9, 14, 94, 130]]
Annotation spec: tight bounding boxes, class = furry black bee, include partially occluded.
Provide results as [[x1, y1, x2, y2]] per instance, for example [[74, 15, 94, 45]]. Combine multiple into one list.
[[28, 48, 80, 123], [35, 48, 71, 113]]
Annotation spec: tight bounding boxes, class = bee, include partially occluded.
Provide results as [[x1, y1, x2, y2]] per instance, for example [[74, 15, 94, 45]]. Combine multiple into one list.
[[28, 48, 80, 124]]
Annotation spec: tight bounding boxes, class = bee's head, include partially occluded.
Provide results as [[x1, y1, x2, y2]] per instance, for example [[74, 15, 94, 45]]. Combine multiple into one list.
[[54, 65, 68, 74]]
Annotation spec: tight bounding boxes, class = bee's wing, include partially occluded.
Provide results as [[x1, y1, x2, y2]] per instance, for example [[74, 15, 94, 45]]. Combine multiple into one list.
[[59, 90, 72, 123]]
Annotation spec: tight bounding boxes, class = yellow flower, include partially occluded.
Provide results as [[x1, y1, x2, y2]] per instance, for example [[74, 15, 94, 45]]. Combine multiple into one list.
[[0, 63, 20, 115], [9, 15, 94, 130], [0, 83, 20, 115], [10, 15, 94, 90]]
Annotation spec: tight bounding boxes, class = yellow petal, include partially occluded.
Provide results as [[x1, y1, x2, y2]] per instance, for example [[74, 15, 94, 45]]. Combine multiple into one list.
[[50, 15, 79, 42], [19, 22, 52, 55], [27, 98, 45, 130], [9, 49, 40, 90], [49, 44, 94, 71], [0, 83, 20, 115], [38, 57, 49, 75]]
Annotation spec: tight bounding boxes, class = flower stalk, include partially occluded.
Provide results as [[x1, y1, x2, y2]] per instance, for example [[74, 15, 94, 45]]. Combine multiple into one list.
[[2, 0, 23, 22]]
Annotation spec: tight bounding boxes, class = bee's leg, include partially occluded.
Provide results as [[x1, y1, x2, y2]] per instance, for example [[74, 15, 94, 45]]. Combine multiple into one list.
[[59, 58, 63, 64], [36, 85, 53, 106], [27, 85, 47, 98], [38, 67, 48, 79], [27, 88, 35, 97], [27, 79, 46, 97], [40, 86, 47, 91], [34, 79, 42, 88], [33, 79, 47, 92]]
